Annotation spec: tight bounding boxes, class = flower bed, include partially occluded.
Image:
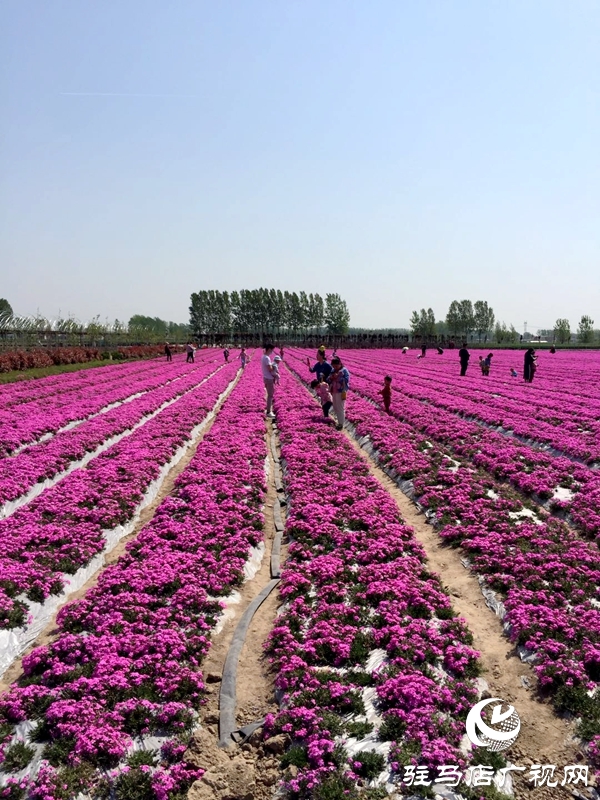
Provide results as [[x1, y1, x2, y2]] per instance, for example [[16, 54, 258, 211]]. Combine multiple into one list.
[[0, 353, 217, 456], [0, 361, 268, 799], [265, 368, 483, 799], [286, 355, 600, 736], [0, 345, 168, 375], [295, 349, 600, 540], [0, 359, 226, 512], [347, 351, 600, 464], [0, 363, 237, 637]]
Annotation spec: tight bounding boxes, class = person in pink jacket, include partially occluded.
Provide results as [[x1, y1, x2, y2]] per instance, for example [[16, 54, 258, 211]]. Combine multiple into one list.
[[311, 375, 333, 419]]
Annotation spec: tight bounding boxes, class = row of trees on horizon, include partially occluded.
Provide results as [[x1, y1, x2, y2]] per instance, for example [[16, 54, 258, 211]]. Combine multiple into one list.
[[1, 296, 597, 345], [189, 289, 351, 336], [410, 299, 597, 344]]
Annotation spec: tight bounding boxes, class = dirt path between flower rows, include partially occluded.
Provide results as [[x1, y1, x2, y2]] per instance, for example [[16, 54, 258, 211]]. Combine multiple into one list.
[[187, 420, 288, 800], [343, 429, 583, 800], [0, 369, 242, 695]]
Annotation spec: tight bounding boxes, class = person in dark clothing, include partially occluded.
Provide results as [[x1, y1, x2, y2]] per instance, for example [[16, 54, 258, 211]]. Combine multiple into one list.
[[223, 348, 230, 362], [165, 342, 172, 362], [186, 343, 195, 363], [436, 346, 444, 355], [421, 343, 427, 357], [459, 343, 470, 376], [307, 351, 333, 382], [379, 375, 393, 413], [550, 346, 556, 354], [524, 348, 536, 383]]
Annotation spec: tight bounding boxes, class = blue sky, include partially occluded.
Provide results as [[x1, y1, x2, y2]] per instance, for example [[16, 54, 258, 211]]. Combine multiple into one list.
[[1, 0, 598, 331]]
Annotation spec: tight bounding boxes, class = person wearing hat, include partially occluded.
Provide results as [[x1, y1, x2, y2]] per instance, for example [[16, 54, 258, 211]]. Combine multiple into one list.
[[272, 355, 282, 386], [327, 356, 350, 430]]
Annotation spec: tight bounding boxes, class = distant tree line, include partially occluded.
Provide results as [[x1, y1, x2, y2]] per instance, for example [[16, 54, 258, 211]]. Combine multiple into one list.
[[410, 300, 496, 341], [409, 300, 598, 345], [189, 289, 350, 337]]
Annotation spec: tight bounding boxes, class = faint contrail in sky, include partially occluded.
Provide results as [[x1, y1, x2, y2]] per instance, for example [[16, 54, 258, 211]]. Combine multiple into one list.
[[60, 92, 197, 97]]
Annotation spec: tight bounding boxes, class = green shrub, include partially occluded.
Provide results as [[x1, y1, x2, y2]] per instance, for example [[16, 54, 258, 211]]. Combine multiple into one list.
[[127, 750, 157, 768], [1, 740, 36, 772], [352, 751, 385, 780], [113, 767, 154, 800], [377, 713, 406, 742], [281, 744, 309, 769], [345, 720, 374, 739]]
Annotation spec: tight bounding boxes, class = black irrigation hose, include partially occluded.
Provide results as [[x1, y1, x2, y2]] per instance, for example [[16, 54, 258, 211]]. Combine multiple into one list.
[[218, 577, 281, 747]]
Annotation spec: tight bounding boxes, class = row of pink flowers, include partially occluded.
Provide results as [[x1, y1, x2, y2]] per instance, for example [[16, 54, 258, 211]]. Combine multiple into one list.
[[0, 357, 172, 410], [0, 358, 226, 508], [288, 352, 600, 720], [0, 363, 237, 630], [317, 350, 600, 540], [0, 352, 219, 456], [0, 360, 268, 799], [265, 368, 482, 797], [349, 349, 600, 463]]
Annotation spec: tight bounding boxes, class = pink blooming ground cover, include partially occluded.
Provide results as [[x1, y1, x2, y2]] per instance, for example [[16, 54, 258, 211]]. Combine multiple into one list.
[[0, 362, 237, 631], [265, 368, 483, 798], [289, 350, 600, 743], [0, 357, 227, 509], [297, 348, 600, 539], [355, 349, 600, 462], [0, 351, 219, 457], [0, 359, 175, 411], [0, 360, 268, 799]]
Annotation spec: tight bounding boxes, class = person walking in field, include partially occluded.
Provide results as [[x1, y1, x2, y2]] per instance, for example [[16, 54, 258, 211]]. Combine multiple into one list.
[[421, 343, 427, 358], [307, 350, 332, 382], [238, 348, 248, 369], [379, 375, 393, 413], [458, 343, 470, 376], [165, 342, 172, 362], [328, 356, 350, 430], [223, 348, 230, 363], [524, 348, 536, 383], [186, 343, 195, 363], [311, 375, 333, 419], [262, 344, 276, 417], [279, 346, 285, 360]]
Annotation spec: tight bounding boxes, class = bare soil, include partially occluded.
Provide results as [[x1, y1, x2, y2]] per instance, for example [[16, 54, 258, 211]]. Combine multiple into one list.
[[187, 421, 288, 800]]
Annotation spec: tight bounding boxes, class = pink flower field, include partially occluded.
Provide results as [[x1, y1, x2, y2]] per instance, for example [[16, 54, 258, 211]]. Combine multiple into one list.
[[1, 347, 599, 800]]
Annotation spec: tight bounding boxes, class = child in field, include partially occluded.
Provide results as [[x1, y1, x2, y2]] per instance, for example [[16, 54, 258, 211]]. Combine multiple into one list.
[[272, 356, 282, 386], [379, 375, 393, 413], [510, 367, 517, 377], [311, 376, 333, 419]]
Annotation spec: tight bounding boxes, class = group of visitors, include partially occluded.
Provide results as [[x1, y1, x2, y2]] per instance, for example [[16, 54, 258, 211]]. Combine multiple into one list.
[[457, 344, 539, 382], [306, 347, 350, 430]]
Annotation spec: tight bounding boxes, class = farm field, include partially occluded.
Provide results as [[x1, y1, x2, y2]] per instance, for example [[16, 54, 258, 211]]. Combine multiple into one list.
[[0, 348, 599, 800]]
